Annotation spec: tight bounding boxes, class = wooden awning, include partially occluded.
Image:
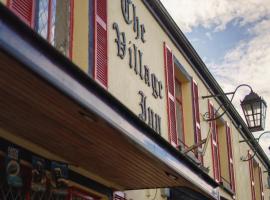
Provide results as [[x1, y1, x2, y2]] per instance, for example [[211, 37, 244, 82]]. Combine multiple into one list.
[[0, 4, 218, 199]]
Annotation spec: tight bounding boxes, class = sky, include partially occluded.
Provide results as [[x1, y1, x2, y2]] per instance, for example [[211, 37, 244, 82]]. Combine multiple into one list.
[[160, 0, 270, 158]]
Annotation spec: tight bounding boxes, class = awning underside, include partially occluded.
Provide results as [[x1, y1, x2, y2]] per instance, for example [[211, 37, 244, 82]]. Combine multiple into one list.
[[0, 51, 187, 190]]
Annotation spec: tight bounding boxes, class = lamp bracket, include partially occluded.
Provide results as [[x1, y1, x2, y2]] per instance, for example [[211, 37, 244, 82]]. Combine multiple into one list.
[[239, 131, 270, 162], [202, 84, 253, 122], [183, 139, 207, 154]]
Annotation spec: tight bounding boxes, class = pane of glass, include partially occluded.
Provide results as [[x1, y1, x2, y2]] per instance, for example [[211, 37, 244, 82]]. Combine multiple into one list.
[[176, 101, 184, 143], [37, 0, 49, 39], [53, 0, 71, 56], [255, 114, 260, 126], [214, 147, 219, 178], [50, 0, 57, 45], [175, 80, 182, 100], [212, 123, 217, 141]]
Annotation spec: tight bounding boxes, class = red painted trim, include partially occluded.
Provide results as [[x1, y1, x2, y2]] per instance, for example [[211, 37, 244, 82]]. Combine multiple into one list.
[[69, 0, 74, 59], [7, 0, 35, 27], [31, 0, 36, 28], [248, 150, 256, 200], [259, 167, 264, 200], [163, 42, 170, 144], [209, 101, 216, 181], [7, 0, 10, 7], [105, 0, 108, 88], [192, 79, 203, 163], [216, 124, 221, 182], [93, 0, 108, 88], [191, 80, 196, 144], [225, 123, 235, 192], [163, 42, 178, 147], [93, 0, 97, 80], [209, 101, 221, 182]]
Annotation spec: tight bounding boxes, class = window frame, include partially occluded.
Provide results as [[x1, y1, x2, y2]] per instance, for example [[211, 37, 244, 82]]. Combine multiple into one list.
[[7, 0, 36, 27], [35, 0, 74, 58], [248, 151, 256, 200], [225, 123, 235, 192], [175, 78, 185, 147], [192, 80, 203, 163], [164, 43, 178, 147], [209, 101, 221, 183], [173, 57, 192, 151]]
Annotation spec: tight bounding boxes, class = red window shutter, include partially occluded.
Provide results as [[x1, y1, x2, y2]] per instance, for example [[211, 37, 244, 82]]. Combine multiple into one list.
[[248, 151, 256, 200], [259, 167, 265, 200], [209, 102, 221, 182], [8, 0, 35, 27], [94, 0, 108, 87], [164, 43, 178, 147], [192, 80, 203, 162], [226, 124, 235, 192], [192, 80, 200, 124]]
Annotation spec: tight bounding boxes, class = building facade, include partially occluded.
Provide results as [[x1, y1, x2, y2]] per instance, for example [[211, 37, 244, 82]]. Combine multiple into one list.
[[0, 0, 269, 200]]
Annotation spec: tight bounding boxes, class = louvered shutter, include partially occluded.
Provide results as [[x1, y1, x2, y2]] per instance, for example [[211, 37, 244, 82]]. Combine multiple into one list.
[[248, 151, 256, 200], [192, 80, 203, 162], [259, 167, 264, 200], [94, 0, 108, 87], [8, 0, 34, 27], [226, 124, 235, 192], [164, 43, 178, 147], [209, 102, 221, 182]]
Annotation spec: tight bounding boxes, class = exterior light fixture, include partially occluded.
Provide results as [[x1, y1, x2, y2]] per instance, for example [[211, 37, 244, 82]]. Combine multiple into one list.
[[241, 92, 267, 132], [202, 84, 267, 132], [78, 111, 96, 122], [239, 131, 270, 161], [165, 171, 178, 181]]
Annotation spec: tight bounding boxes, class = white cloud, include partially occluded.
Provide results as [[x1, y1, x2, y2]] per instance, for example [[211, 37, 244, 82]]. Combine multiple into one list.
[[211, 17, 270, 107], [160, 0, 270, 157], [160, 0, 270, 33], [207, 18, 270, 158]]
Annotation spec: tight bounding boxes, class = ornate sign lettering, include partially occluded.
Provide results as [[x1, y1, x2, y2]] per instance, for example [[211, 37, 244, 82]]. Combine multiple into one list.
[[138, 91, 161, 134], [121, 0, 133, 24], [113, 1, 163, 134], [113, 23, 126, 59]]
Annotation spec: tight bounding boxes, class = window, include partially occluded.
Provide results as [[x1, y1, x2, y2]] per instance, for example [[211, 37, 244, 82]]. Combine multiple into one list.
[[248, 154, 265, 200], [8, 0, 73, 58], [217, 121, 235, 192], [175, 79, 185, 148], [226, 124, 235, 192], [36, 0, 73, 57], [92, 0, 108, 88], [8, 0, 35, 27], [192, 80, 202, 162], [209, 102, 221, 182], [164, 43, 178, 147], [87, 0, 108, 87]]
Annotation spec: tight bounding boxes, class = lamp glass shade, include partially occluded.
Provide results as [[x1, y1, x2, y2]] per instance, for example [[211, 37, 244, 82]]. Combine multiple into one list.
[[241, 92, 267, 132]]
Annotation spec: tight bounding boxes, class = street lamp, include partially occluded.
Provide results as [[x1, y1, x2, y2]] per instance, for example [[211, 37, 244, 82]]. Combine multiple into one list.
[[202, 84, 267, 132], [241, 91, 267, 132]]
